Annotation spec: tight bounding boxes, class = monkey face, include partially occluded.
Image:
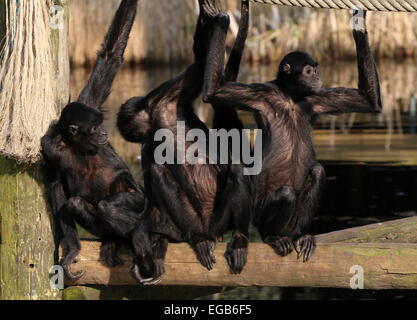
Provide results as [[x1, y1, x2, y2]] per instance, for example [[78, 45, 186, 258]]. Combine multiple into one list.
[[277, 51, 322, 96], [299, 64, 322, 93], [59, 102, 108, 154]]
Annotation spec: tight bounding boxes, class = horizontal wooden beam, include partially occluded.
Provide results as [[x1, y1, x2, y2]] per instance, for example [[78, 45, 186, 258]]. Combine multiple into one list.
[[66, 241, 417, 289], [317, 216, 417, 243]]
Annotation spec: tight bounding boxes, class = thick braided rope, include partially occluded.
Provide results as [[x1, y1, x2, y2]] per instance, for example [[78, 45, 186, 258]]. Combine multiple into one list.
[[251, 0, 417, 12]]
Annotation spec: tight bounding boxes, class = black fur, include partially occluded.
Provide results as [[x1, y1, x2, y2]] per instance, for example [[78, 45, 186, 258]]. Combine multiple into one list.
[[41, 0, 146, 282], [204, 11, 382, 261], [117, 0, 252, 278]]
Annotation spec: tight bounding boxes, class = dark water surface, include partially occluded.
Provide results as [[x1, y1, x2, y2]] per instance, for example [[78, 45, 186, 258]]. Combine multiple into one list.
[[71, 60, 417, 299]]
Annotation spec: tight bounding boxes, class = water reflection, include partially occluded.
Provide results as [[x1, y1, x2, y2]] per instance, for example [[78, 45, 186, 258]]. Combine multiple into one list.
[[71, 59, 417, 177]]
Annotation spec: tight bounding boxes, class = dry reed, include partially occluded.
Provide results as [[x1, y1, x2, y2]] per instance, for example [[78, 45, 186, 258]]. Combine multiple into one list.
[[69, 1, 417, 66]]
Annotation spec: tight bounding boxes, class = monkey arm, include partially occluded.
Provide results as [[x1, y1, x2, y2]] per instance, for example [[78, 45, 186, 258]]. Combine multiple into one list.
[[41, 123, 67, 164], [193, 0, 223, 61], [309, 12, 382, 115], [77, 0, 138, 109], [207, 82, 271, 114], [224, 0, 250, 82]]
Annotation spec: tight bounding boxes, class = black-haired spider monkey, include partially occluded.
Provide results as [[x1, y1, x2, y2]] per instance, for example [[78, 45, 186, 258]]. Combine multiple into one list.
[[41, 0, 149, 282], [117, 0, 251, 280], [204, 11, 382, 261]]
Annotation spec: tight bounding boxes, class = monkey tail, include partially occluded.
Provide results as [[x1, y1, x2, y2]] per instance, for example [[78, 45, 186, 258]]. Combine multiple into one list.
[[77, 0, 138, 109]]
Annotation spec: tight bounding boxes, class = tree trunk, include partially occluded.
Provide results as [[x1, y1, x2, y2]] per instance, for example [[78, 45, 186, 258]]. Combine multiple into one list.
[[0, 0, 69, 300]]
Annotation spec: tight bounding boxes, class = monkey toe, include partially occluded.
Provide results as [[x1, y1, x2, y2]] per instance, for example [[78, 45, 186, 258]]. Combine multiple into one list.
[[193, 240, 216, 271], [265, 236, 294, 257], [154, 259, 166, 278], [294, 234, 316, 262], [105, 254, 124, 268], [130, 264, 161, 286], [62, 264, 85, 281], [225, 247, 247, 275]]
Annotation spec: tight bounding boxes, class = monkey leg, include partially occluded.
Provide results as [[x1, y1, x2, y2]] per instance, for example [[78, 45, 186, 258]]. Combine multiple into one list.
[[97, 192, 147, 269], [130, 212, 164, 286], [255, 186, 297, 257], [216, 165, 251, 274], [293, 163, 326, 262], [60, 196, 100, 280], [150, 164, 216, 271]]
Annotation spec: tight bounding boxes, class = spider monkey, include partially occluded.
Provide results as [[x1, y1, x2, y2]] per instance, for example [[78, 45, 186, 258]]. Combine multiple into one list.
[[117, 0, 251, 281], [41, 0, 150, 282], [203, 10, 382, 261]]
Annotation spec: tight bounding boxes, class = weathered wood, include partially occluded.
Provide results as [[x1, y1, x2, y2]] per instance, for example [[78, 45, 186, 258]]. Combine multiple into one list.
[[0, 160, 60, 299], [0, 0, 69, 300], [318, 216, 417, 243], [66, 241, 417, 289]]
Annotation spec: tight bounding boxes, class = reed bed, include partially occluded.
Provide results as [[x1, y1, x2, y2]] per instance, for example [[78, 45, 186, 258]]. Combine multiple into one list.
[[70, 0, 417, 66]]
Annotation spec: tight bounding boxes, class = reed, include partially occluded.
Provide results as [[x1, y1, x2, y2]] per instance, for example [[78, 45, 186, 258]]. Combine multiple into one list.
[[69, 1, 417, 66]]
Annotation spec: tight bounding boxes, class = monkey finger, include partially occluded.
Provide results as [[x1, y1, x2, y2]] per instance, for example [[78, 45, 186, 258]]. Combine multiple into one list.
[[63, 265, 85, 281]]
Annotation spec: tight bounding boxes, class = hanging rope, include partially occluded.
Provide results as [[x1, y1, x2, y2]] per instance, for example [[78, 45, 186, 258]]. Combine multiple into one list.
[[250, 0, 417, 12]]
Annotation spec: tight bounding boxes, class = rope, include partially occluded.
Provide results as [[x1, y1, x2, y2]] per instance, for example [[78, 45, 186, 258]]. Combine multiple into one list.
[[250, 0, 417, 12]]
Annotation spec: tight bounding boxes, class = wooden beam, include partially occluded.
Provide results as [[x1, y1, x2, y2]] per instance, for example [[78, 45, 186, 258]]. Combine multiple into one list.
[[318, 216, 417, 243], [66, 241, 417, 289]]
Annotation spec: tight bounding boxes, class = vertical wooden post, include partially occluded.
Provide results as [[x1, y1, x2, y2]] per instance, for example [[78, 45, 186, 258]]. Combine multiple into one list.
[[0, 0, 69, 300]]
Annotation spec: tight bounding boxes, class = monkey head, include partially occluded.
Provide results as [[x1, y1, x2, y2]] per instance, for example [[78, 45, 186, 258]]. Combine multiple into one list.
[[117, 97, 150, 143], [276, 51, 322, 97], [58, 102, 108, 154]]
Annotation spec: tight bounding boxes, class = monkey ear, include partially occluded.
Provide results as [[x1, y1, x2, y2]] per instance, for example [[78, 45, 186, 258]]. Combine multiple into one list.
[[68, 125, 79, 136], [283, 63, 291, 74]]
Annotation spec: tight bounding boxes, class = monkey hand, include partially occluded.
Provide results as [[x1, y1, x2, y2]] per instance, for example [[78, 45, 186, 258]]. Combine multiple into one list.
[[200, 0, 222, 18]]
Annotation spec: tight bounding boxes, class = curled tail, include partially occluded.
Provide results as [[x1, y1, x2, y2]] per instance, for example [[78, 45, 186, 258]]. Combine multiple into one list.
[[77, 0, 138, 109]]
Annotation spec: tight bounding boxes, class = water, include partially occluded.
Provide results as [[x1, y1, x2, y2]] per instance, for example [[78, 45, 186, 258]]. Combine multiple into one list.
[[71, 60, 417, 299]]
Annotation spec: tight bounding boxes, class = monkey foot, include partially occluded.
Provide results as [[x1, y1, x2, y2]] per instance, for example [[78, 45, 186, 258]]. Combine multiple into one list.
[[265, 236, 294, 257], [153, 259, 166, 279], [193, 240, 216, 271], [100, 241, 123, 267], [130, 264, 161, 286], [294, 234, 316, 262], [62, 264, 85, 281], [225, 246, 247, 275], [103, 253, 123, 268]]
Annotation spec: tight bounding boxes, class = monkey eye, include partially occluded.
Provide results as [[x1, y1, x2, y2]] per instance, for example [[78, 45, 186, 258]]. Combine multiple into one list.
[[304, 66, 314, 75], [91, 126, 98, 134]]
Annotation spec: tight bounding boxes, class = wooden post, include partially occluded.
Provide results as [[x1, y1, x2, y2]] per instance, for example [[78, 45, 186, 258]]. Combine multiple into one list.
[[0, 0, 69, 300]]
